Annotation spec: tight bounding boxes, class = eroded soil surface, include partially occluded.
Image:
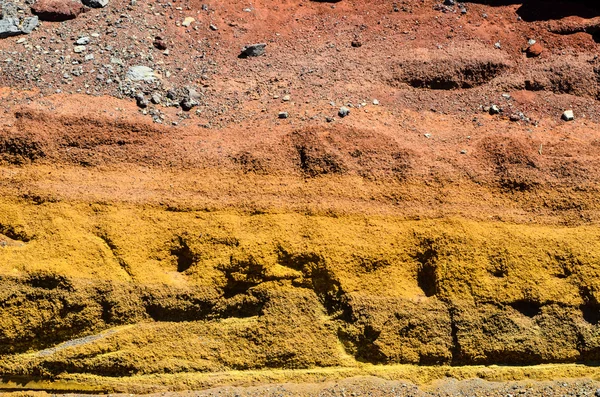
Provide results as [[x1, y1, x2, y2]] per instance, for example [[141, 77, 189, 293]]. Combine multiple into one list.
[[1, 0, 600, 393]]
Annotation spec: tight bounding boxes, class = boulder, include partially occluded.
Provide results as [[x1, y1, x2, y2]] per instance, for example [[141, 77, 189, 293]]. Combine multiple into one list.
[[31, 0, 84, 21]]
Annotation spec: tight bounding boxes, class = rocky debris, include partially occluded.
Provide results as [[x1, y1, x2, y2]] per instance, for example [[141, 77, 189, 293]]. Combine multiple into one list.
[[126, 66, 156, 82], [73, 45, 85, 53], [135, 93, 148, 108], [562, 109, 575, 121], [240, 43, 266, 58], [278, 111, 288, 119], [372, 99, 379, 105], [489, 104, 501, 115], [338, 106, 350, 117], [31, 0, 84, 21], [351, 40, 362, 48], [81, 0, 107, 8], [282, 94, 290, 102], [153, 36, 167, 50], [150, 93, 161, 104], [75, 36, 89, 45], [526, 42, 544, 58], [180, 87, 201, 111], [209, 23, 217, 31]]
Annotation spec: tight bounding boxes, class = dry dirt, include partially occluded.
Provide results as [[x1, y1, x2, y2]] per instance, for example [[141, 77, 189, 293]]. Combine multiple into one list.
[[1, 0, 600, 395]]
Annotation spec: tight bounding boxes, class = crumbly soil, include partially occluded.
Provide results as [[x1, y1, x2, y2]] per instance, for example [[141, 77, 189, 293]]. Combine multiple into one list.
[[1, 0, 600, 394]]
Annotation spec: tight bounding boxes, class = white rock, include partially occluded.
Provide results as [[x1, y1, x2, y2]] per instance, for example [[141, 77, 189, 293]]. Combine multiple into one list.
[[562, 110, 574, 121], [182, 17, 195, 27], [126, 65, 156, 82]]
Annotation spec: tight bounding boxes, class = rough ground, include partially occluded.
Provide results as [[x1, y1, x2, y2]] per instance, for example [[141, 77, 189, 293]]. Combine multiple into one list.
[[1, 0, 600, 394]]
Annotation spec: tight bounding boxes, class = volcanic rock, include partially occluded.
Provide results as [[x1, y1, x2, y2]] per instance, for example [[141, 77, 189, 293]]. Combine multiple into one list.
[[240, 43, 266, 58]]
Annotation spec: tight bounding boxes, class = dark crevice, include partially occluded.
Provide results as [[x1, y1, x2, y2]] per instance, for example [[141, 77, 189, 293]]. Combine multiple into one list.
[[25, 272, 73, 291], [170, 236, 197, 273], [448, 307, 463, 365], [509, 299, 542, 318], [413, 238, 439, 297]]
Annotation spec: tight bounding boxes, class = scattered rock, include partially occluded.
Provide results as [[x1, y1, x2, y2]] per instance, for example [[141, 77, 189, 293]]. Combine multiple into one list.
[[135, 93, 148, 108], [153, 36, 167, 50], [526, 42, 544, 58], [461, 149, 467, 154], [31, 0, 84, 21], [325, 116, 334, 122], [562, 109, 574, 121], [240, 43, 266, 58], [282, 94, 290, 102], [180, 87, 201, 111], [150, 93, 161, 104], [126, 66, 156, 82], [278, 112, 288, 119], [372, 99, 379, 105], [73, 45, 85, 53], [509, 114, 521, 122], [209, 24, 217, 31], [75, 36, 89, 45], [81, 0, 108, 8], [338, 106, 350, 118], [182, 16, 194, 27], [351, 40, 362, 48], [489, 104, 501, 115]]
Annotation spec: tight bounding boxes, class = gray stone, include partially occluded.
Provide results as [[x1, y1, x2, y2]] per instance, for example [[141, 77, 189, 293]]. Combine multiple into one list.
[[240, 43, 266, 58], [209, 24, 217, 31], [21, 16, 38, 33], [126, 66, 156, 82], [338, 106, 350, 118], [76, 36, 89, 45], [1, 2, 18, 18], [0, 18, 20, 38], [73, 45, 86, 53], [82, 0, 108, 8], [150, 93, 161, 104], [135, 93, 148, 108], [278, 111, 288, 119], [180, 87, 201, 111], [562, 109, 574, 121]]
